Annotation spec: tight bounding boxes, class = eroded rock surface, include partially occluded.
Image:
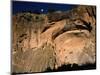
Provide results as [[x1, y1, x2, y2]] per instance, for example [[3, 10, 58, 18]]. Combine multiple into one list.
[[12, 5, 96, 73]]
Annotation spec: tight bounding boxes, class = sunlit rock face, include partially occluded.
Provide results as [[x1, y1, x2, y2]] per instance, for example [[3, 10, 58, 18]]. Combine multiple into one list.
[[12, 6, 96, 73]]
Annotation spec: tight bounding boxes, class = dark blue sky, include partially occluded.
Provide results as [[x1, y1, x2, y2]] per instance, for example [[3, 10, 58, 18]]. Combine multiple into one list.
[[12, 1, 77, 14]]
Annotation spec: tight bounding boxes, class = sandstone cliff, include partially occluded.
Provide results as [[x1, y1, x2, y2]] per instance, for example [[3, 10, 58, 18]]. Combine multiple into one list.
[[12, 5, 96, 73]]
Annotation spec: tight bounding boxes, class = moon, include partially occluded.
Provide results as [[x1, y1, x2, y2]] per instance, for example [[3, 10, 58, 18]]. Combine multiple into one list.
[[41, 9, 44, 12]]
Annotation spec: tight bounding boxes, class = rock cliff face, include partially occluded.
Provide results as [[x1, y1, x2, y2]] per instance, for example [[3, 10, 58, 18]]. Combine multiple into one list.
[[12, 5, 96, 73]]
